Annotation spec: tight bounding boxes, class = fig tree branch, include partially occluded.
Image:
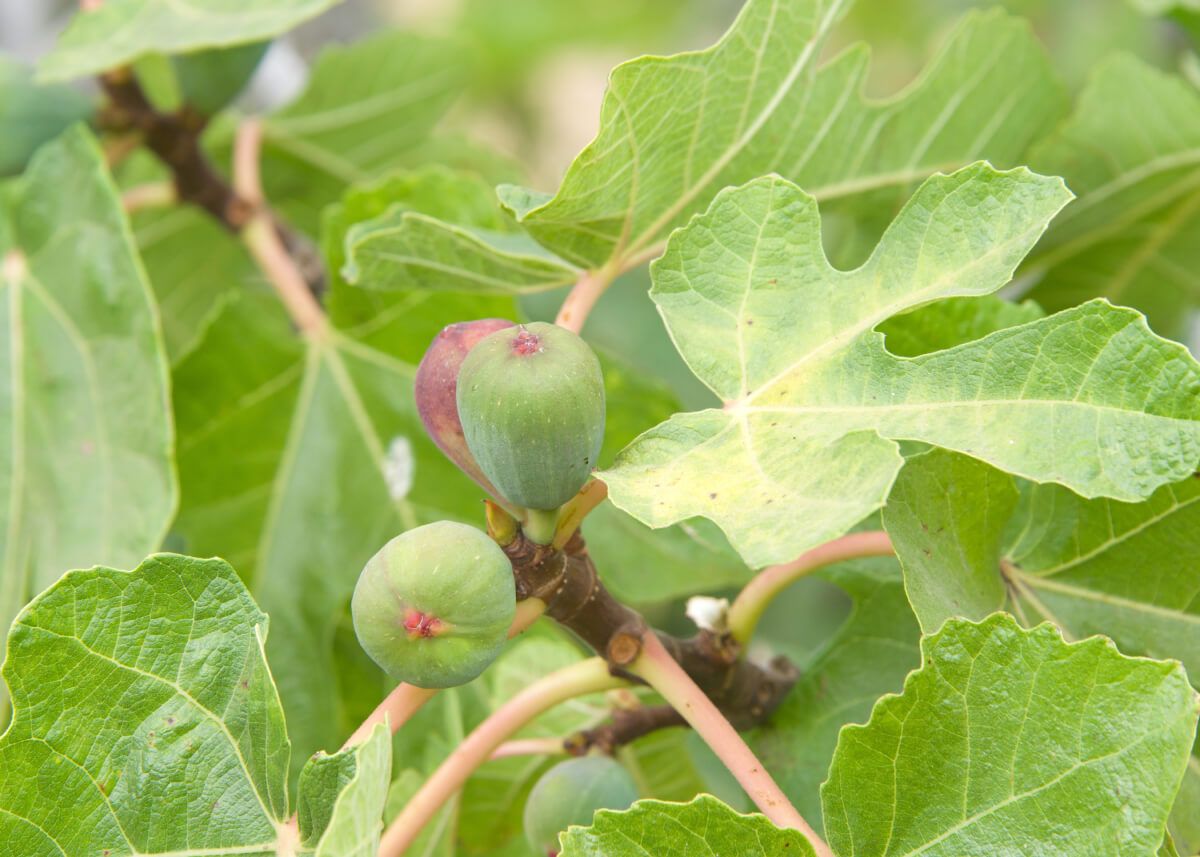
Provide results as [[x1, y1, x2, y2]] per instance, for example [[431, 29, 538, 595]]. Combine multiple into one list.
[[631, 632, 832, 856], [378, 657, 625, 857], [565, 703, 687, 755], [99, 68, 251, 230]]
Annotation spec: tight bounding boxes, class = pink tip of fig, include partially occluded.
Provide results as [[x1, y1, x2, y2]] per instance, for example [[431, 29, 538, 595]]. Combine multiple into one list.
[[511, 328, 542, 356]]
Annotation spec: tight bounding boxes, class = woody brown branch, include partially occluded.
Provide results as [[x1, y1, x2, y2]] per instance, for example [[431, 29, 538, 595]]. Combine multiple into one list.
[[566, 704, 687, 755], [98, 69, 327, 298], [503, 529, 798, 731], [99, 69, 250, 229]]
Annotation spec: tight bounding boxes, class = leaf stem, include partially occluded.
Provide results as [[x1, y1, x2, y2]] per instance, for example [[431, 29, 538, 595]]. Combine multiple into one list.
[[630, 632, 833, 857], [489, 737, 567, 760], [120, 181, 176, 214], [555, 266, 614, 334], [233, 119, 327, 337], [377, 658, 625, 857], [728, 531, 894, 644]]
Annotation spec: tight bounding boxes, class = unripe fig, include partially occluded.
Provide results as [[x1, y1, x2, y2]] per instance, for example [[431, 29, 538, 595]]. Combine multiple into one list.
[[351, 521, 515, 688], [416, 318, 516, 494], [457, 322, 605, 512], [523, 757, 638, 856]]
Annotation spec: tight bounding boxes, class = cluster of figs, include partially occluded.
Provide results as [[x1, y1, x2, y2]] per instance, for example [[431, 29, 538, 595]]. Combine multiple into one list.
[[351, 319, 637, 852]]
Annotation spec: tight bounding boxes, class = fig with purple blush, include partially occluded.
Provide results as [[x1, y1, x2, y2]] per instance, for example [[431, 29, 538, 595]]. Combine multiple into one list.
[[415, 318, 515, 493]]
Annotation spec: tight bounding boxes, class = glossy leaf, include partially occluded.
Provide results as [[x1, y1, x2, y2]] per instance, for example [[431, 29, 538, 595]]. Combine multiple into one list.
[[605, 165, 1200, 568], [0, 554, 391, 855], [0, 127, 175, 715], [560, 795, 814, 856], [822, 614, 1199, 857], [500, 2, 1061, 270], [40, 0, 341, 81], [1025, 56, 1200, 341]]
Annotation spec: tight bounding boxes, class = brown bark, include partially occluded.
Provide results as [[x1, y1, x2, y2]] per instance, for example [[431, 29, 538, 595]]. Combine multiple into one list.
[[503, 528, 798, 732]]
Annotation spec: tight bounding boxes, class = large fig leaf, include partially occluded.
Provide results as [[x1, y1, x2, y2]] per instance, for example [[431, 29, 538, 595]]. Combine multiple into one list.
[[1024, 56, 1200, 342], [40, 0, 342, 82], [0, 127, 174, 716], [0, 554, 391, 855], [822, 615, 1199, 857], [602, 164, 1200, 568], [499, 1, 1061, 270]]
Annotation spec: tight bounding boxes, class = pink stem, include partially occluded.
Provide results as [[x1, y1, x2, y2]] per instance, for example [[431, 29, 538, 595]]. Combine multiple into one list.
[[233, 119, 326, 337], [555, 269, 613, 334], [378, 658, 624, 856], [728, 531, 894, 644], [489, 737, 567, 760], [631, 632, 833, 856]]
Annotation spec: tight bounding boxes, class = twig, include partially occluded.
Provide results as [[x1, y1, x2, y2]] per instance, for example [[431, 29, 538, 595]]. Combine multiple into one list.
[[233, 119, 327, 337], [555, 267, 615, 334], [121, 182, 176, 214], [489, 737, 568, 760], [378, 658, 625, 856], [631, 632, 833, 857], [100, 69, 249, 230], [506, 529, 798, 729], [727, 531, 894, 644], [566, 704, 687, 755]]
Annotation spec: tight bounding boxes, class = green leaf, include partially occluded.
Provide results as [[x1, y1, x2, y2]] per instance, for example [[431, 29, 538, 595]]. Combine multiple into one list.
[[340, 167, 577, 296], [1005, 475, 1200, 683], [0, 57, 93, 175], [131, 204, 259, 363], [0, 127, 175, 715], [1024, 56, 1200, 342], [822, 614, 1200, 857], [39, 0, 340, 81], [882, 450, 1018, 632], [878, 296, 1044, 358], [345, 217, 576, 296], [499, 2, 1062, 270], [559, 795, 815, 856], [0, 553, 390, 855], [605, 164, 1200, 568], [748, 558, 920, 823], [297, 724, 391, 854], [257, 33, 467, 233]]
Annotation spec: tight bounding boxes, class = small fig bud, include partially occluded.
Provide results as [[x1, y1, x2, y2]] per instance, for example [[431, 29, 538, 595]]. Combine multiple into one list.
[[351, 521, 515, 688], [523, 756, 638, 856], [457, 322, 605, 512], [416, 318, 515, 494]]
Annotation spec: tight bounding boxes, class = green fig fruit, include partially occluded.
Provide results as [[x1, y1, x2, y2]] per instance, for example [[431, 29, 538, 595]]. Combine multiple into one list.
[[457, 322, 605, 513], [416, 318, 516, 495], [523, 756, 639, 856], [351, 521, 515, 689]]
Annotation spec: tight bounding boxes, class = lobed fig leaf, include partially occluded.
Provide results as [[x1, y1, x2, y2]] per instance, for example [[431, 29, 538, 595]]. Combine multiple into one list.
[[351, 521, 516, 688], [457, 322, 605, 513], [416, 318, 516, 494], [524, 756, 639, 856]]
